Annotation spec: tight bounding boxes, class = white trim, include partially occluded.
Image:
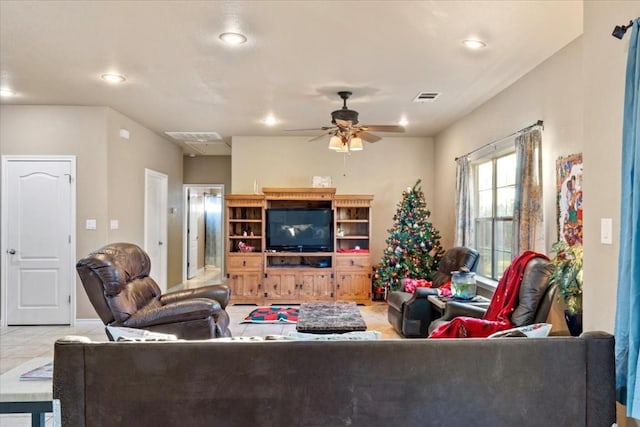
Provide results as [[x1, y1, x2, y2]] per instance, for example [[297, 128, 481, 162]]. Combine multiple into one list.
[[144, 168, 168, 292], [73, 318, 104, 326], [475, 275, 498, 293], [1, 155, 77, 327]]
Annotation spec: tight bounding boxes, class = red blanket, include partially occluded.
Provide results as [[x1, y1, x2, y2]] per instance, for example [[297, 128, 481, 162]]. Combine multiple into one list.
[[429, 251, 548, 338]]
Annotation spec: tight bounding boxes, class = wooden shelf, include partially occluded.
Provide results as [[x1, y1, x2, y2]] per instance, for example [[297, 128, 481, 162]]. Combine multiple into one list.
[[225, 189, 372, 305], [266, 252, 333, 257]]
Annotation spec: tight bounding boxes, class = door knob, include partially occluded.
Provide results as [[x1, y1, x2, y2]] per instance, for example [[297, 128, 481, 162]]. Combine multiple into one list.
[[7, 249, 16, 254], [158, 241, 164, 246]]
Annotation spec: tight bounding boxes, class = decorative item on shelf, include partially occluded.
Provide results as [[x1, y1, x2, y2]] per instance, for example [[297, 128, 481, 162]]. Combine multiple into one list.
[[337, 227, 344, 237], [549, 240, 583, 336], [238, 241, 255, 253]]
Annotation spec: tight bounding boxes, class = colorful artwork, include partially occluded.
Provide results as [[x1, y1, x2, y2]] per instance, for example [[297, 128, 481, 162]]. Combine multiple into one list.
[[556, 153, 583, 246]]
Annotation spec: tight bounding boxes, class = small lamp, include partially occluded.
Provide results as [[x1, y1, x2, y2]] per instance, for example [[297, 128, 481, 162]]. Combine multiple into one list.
[[328, 136, 342, 150], [336, 142, 349, 153], [350, 137, 363, 151]]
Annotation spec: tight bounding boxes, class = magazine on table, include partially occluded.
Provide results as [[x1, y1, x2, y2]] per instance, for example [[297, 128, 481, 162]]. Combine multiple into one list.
[[19, 361, 53, 381]]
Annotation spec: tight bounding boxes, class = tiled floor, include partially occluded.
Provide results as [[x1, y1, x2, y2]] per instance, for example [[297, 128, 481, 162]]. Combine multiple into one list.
[[0, 269, 399, 425]]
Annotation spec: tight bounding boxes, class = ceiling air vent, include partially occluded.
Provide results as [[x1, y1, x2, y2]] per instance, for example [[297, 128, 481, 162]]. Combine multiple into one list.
[[413, 92, 441, 103], [164, 131, 230, 155], [164, 131, 222, 142]]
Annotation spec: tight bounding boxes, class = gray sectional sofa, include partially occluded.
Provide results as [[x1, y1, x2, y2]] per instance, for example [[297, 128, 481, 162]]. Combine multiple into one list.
[[53, 332, 615, 427]]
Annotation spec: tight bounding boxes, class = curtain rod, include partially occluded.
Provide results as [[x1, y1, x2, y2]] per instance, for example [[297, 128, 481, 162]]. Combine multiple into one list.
[[612, 18, 638, 40], [454, 120, 544, 161]]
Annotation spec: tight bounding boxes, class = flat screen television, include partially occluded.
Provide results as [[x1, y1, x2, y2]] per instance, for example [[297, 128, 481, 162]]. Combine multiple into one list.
[[266, 208, 333, 252]]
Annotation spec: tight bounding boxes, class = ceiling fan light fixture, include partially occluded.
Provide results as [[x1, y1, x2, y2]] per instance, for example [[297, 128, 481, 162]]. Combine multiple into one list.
[[399, 117, 409, 127], [350, 137, 363, 151], [328, 136, 343, 150], [336, 143, 349, 153]]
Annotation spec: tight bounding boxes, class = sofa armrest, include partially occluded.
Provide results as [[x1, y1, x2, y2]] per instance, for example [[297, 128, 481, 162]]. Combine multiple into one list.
[[123, 298, 222, 328], [413, 287, 440, 298], [439, 300, 487, 321], [160, 284, 230, 308]]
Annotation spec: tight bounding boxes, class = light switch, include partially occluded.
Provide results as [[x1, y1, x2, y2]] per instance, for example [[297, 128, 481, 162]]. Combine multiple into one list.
[[601, 218, 613, 245], [85, 219, 97, 230], [110, 219, 119, 230]]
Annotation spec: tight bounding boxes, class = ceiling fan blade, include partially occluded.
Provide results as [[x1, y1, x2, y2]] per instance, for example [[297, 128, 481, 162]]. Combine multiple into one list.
[[286, 126, 335, 131], [360, 125, 405, 132], [357, 131, 382, 143], [308, 132, 332, 142]]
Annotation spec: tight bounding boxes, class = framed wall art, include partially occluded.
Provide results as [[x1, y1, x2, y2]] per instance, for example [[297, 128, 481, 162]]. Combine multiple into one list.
[[556, 153, 583, 246]]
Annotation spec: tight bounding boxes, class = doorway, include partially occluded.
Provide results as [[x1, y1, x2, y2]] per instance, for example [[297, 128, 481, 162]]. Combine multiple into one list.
[[1, 155, 76, 326], [145, 168, 168, 293], [183, 184, 224, 286]]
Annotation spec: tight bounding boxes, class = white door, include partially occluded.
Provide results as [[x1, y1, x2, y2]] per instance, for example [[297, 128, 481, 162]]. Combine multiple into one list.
[[2, 156, 75, 325], [144, 169, 168, 292], [187, 190, 200, 279]]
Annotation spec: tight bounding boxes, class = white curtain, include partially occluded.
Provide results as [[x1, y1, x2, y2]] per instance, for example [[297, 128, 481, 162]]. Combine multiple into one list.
[[454, 156, 474, 247], [512, 128, 545, 255]]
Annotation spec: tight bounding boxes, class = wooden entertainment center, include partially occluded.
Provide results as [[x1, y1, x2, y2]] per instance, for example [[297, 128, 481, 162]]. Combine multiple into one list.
[[225, 188, 373, 305]]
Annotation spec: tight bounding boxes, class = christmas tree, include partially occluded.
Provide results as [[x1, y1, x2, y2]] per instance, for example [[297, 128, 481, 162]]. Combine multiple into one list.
[[374, 180, 444, 292]]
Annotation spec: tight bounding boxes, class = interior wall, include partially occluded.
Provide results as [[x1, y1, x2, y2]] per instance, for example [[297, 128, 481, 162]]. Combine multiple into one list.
[[106, 108, 184, 292], [231, 135, 434, 262], [0, 105, 109, 319], [183, 155, 231, 191], [583, 2, 639, 425], [433, 37, 583, 253], [0, 105, 184, 320]]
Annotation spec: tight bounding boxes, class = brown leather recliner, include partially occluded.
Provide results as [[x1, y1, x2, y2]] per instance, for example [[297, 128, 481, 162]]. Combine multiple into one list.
[[387, 247, 480, 337], [76, 242, 232, 340], [428, 254, 557, 335]]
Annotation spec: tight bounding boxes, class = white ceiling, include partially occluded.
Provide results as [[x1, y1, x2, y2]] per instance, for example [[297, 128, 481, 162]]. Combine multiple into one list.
[[0, 1, 583, 156]]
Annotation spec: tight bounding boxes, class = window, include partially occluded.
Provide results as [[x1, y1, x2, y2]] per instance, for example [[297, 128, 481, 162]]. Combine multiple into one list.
[[474, 152, 516, 280]]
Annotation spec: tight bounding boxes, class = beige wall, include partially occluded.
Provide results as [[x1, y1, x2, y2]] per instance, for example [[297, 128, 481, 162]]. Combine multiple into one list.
[[0, 105, 183, 319], [183, 156, 231, 191], [583, 2, 639, 425], [433, 36, 583, 253], [106, 108, 184, 291], [231, 135, 434, 262], [432, 7, 639, 421]]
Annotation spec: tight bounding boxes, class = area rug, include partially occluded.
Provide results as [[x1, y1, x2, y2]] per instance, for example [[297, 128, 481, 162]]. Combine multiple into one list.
[[242, 306, 299, 323]]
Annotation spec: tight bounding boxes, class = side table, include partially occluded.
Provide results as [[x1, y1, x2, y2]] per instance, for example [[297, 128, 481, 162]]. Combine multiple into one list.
[[427, 294, 491, 318], [0, 357, 60, 427]]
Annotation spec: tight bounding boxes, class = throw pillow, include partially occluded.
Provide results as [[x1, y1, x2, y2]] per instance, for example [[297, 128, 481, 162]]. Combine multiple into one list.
[[487, 323, 553, 339], [403, 278, 432, 293]]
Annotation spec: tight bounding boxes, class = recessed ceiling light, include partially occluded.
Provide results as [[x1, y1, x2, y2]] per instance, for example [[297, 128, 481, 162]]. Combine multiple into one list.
[[219, 32, 247, 45], [399, 117, 409, 127], [0, 88, 16, 97], [462, 39, 486, 50], [101, 73, 127, 84], [262, 115, 277, 126]]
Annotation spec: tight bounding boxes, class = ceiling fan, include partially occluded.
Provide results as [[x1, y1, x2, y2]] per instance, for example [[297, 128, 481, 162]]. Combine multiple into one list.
[[288, 91, 405, 151]]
